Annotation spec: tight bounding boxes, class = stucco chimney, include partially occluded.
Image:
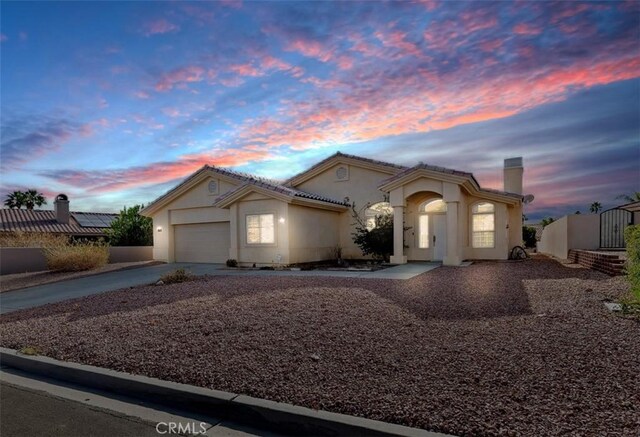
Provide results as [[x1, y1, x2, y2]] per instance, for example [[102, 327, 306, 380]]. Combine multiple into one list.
[[503, 157, 523, 195], [54, 194, 70, 224]]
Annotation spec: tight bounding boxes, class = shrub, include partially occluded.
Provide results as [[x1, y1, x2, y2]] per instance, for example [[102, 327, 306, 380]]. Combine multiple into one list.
[[43, 241, 109, 272], [226, 259, 238, 267], [105, 204, 153, 246], [352, 213, 394, 262], [522, 226, 537, 248], [0, 231, 68, 248], [624, 225, 640, 301], [159, 268, 192, 284]]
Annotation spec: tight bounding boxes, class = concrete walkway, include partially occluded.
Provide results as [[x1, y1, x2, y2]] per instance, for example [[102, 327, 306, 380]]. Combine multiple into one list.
[[0, 262, 440, 314]]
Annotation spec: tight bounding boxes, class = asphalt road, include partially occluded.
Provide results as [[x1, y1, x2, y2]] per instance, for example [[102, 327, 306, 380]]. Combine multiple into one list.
[[1, 382, 161, 437]]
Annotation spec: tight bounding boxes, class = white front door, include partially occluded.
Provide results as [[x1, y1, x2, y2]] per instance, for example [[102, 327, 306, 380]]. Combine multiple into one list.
[[433, 215, 447, 261]]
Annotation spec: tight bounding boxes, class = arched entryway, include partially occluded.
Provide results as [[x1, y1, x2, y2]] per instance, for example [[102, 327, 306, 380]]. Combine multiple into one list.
[[405, 192, 447, 261]]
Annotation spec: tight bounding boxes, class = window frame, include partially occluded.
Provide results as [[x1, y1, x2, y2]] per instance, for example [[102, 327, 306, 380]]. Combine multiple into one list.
[[471, 202, 495, 249], [245, 213, 276, 245]]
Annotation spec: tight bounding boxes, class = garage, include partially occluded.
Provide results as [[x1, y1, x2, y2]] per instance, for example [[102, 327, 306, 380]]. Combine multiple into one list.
[[174, 222, 230, 263]]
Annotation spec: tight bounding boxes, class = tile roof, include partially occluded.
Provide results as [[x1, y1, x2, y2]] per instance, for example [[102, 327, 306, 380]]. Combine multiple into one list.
[[214, 173, 350, 207], [0, 209, 117, 236], [284, 151, 407, 185]]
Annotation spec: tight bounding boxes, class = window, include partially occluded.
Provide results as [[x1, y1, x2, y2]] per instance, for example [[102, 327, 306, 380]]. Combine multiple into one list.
[[472, 202, 495, 248], [418, 214, 429, 248], [246, 214, 275, 244], [419, 199, 447, 213], [365, 202, 393, 230]]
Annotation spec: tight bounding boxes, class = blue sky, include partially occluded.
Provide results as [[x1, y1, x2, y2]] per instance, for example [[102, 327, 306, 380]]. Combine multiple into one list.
[[1, 1, 638, 221]]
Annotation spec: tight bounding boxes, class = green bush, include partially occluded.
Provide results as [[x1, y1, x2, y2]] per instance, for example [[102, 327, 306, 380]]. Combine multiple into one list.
[[159, 268, 192, 284], [352, 213, 393, 262], [43, 241, 109, 272], [105, 205, 153, 246], [226, 259, 238, 267], [522, 226, 537, 248], [624, 225, 640, 301]]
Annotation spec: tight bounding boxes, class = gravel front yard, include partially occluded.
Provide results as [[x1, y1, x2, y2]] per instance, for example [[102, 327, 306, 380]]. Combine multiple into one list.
[[1, 257, 638, 436]]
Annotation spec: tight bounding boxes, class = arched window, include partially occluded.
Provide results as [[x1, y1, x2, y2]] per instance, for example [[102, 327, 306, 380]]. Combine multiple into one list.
[[365, 202, 393, 230], [472, 202, 495, 248], [419, 199, 447, 213]]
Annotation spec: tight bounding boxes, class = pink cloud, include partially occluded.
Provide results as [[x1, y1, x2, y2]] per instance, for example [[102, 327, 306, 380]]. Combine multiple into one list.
[[513, 23, 542, 36], [142, 19, 180, 36], [134, 90, 151, 99], [155, 65, 205, 91], [219, 76, 245, 87], [229, 63, 263, 77], [286, 38, 333, 62]]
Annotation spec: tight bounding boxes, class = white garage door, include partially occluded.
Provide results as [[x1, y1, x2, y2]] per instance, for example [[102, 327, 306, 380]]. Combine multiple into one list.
[[174, 222, 230, 263]]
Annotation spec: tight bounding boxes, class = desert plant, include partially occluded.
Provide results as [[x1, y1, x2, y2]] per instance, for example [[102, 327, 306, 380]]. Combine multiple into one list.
[[624, 225, 640, 301], [4, 189, 47, 209], [590, 202, 602, 214], [226, 259, 238, 267], [105, 204, 153, 246], [159, 268, 192, 284], [522, 226, 537, 248], [351, 203, 393, 262], [43, 241, 109, 272], [0, 231, 68, 248]]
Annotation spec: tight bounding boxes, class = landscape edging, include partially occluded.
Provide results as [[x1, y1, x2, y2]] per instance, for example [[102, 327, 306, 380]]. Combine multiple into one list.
[[0, 348, 448, 437]]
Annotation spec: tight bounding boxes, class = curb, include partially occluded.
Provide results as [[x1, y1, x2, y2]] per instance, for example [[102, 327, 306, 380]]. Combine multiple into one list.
[[0, 348, 449, 437]]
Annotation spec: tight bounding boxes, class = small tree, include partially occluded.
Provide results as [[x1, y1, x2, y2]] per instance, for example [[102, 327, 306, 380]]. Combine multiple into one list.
[[105, 205, 153, 246], [540, 217, 555, 228], [590, 202, 602, 214], [616, 192, 640, 203], [351, 203, 393, 262], [4, 189, 47, 209], [522, 226, 537, 248]]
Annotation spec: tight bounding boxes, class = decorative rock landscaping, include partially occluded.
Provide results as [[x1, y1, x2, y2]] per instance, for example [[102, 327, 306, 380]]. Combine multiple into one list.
[[1, 257, 638, 436]]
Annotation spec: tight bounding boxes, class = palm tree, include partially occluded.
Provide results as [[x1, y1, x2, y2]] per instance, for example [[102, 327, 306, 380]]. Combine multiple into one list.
[[4, 191, 26, 209], [616, 192, 640, 203], [590, 202, 602, 214], [3, 190, 47, 210]]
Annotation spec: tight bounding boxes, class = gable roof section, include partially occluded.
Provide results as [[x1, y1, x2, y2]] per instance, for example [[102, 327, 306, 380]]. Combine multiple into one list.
[[214, 178, 349, 211], [0, 209, 117, 236], [379, 163, 522, 204], [141, 164, 347, 216], [285, 151, 407, 187]]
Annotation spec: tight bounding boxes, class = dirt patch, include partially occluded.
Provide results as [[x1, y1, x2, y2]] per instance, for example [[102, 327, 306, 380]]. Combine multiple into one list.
[[0, 261, 163, 293], [1, 258, 637, 436]]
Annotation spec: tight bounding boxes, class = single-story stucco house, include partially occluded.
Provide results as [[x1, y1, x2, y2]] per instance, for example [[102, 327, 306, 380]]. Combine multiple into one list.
[[141, 153, 524, 266]]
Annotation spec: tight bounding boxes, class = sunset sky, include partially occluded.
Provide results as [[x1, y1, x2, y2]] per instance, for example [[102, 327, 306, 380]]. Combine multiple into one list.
[[1, 0, 638, 221]]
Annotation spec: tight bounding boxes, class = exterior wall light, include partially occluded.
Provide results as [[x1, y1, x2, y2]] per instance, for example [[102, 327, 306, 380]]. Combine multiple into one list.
[[279, 217, 285, 224], [157, 226, 163, 232]]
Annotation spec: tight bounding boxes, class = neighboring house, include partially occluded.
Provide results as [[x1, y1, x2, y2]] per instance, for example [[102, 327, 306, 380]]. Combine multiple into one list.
[[141, 152, 523, 266], [0, 194, 117, 238]]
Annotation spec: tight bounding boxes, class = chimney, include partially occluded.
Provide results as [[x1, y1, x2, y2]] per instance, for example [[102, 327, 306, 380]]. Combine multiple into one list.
[[503, 157, 523, 195], [54, 194, 70, 224]]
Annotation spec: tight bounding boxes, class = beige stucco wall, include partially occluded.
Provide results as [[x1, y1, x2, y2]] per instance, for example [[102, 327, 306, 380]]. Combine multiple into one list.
[[538, 214, 599, 259], [150, 177, 238, 262], [295, 163, 395, 259], [236, 197, 290, 265], [288, 205, 340, 263]]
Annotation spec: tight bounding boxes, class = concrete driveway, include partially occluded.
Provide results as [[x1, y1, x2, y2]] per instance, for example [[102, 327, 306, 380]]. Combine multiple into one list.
[[0, 263, 224, 314]]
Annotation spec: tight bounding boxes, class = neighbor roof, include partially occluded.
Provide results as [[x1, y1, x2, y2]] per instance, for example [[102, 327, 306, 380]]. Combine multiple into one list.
[[0, 209, 117, 236]]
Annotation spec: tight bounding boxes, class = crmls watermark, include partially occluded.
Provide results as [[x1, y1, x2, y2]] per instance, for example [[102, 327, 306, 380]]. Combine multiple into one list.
[[155, 421, 208, 435]]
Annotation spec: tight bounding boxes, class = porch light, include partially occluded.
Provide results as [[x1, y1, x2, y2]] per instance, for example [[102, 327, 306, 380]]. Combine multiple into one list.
[[279, 217, 285, 224], [157, 226, 163, 232]]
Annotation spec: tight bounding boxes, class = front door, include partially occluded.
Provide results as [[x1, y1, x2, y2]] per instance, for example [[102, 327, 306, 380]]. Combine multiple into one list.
[[433, 215, 447, 261]]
